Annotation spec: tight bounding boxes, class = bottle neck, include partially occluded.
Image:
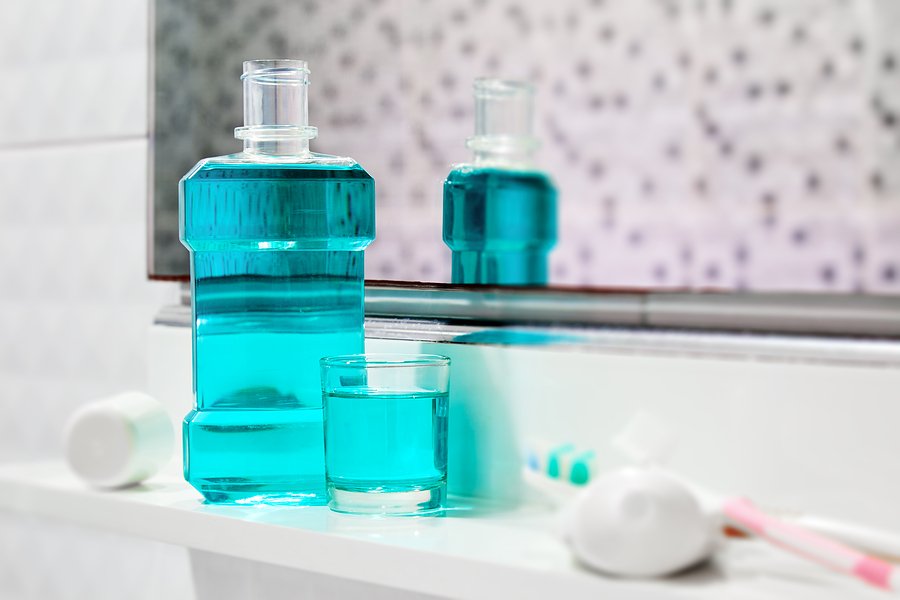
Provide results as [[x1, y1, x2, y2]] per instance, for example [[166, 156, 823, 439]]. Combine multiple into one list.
[[242, 137, 311, 157], [238, 60, 315, 159], [473, 148, 536, 168], [234, 124, 318, 159], [468, 135, 538, 169]]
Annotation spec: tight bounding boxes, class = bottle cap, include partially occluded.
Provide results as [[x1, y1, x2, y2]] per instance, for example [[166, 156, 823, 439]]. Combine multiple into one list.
[[234, 59, 317, 155], [466, 78, 540, 161], [565, 468, 715, 577], [64, 392, 174, 489]]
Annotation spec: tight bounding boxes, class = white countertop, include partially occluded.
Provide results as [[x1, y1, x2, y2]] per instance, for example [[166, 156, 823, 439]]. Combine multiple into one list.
[[0, 461, 889, 599]]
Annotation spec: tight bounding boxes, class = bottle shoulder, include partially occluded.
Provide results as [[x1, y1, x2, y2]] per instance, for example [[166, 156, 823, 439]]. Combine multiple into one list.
[[182, 152, 372, 181], [445, 163, 555, 187]]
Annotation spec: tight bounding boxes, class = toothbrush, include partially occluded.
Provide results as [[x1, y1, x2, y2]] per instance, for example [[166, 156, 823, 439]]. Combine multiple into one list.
[[525, 441, 596, 486], [662, 468, 900, 593], [792, 515, 900, 562], [723, 496, 900, 593]]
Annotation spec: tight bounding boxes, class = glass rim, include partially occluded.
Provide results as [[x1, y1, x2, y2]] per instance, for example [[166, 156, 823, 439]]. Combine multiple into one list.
[[242, 58, 310, 77], [473, 77, 534, 98], [320, 353, 450, 369]]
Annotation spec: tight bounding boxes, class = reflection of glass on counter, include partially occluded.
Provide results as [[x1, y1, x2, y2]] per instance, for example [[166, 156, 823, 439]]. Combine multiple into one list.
[[443, 79, 557, 286], [179, 60, 375, 505]]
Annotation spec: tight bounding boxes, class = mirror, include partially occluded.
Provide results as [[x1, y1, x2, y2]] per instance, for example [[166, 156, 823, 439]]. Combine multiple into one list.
[[151, 0, 900, 296]]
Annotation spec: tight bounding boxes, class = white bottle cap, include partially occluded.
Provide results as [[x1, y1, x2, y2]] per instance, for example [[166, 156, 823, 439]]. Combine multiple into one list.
[[565, 468, 715, 577], [64, 391, 174, 489]]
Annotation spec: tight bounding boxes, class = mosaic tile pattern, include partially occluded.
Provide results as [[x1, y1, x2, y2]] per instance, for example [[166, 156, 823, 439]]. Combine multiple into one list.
[[153, 0, 900, 293]]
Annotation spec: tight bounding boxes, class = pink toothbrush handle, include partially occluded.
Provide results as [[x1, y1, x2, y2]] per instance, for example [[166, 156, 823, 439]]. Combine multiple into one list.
[[723, 497, 898, 592]]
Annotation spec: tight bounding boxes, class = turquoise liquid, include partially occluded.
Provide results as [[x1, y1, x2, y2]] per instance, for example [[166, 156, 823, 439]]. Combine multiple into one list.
[[324, 389, 449, 494], [180, 160, 375, 504], [443, 166, 557, 285]]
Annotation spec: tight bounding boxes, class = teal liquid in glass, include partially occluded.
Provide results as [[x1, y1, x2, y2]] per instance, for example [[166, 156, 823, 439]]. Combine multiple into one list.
[[443, 166, 557, 285], [180, 161, 375, 504], [324, 389, 449, 493]]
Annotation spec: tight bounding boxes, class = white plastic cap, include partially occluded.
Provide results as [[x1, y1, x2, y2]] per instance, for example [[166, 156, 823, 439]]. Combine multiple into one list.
[[565, 468, 715, 577], [64, 392, 174, 489]]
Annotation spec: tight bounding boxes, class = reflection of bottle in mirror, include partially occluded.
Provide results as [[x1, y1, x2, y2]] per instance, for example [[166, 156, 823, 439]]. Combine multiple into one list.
[[443, 79, 557, 286], [179, 60, 375, 504]]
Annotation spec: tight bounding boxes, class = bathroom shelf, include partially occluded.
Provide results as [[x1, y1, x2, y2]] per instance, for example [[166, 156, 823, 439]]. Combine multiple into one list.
[[0, 462, 879, 599]]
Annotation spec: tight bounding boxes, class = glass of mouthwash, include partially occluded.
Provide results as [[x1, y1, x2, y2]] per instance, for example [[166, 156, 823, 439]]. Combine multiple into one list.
[[179, 60, 375, 504], [320, 354, 450, 515], [443, 78, 557, 286]]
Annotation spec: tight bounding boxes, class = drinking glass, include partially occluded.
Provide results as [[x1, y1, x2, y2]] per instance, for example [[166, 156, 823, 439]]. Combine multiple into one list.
[[320, 354, 450, 515]]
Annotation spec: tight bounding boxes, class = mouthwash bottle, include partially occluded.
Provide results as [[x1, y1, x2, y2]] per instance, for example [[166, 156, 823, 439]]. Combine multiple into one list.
[[179, 60, 375, 504], [443, 79, 557, 286]]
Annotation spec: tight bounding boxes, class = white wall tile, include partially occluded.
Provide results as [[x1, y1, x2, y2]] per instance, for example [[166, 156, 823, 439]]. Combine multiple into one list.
[[0, 0, 148, 146], [0, 513, 194, 600], [0, 140, 175, 461]]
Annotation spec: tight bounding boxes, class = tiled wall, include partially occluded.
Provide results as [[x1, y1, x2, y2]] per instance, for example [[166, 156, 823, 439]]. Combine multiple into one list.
[[0, 0, 174, 467], [0, 0, 184, 598]]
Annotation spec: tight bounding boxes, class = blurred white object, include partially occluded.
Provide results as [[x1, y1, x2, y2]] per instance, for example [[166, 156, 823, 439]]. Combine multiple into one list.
[[612, 410, 679, 466], [64, 391, 173, 489], [792, 515, 900, 562], [565, 467, 717, 577]]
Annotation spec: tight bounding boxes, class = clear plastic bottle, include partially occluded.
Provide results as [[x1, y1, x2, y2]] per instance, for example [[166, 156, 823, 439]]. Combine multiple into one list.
[[442, 79, 557, 286], [179, 60, 375, 504]]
